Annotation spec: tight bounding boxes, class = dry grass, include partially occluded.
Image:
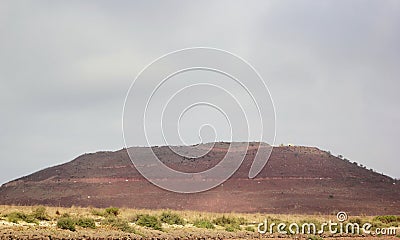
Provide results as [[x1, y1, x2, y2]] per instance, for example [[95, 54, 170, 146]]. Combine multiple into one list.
[[0, 205, 398, 239], [0, 205, 392, 225], [0, 205, 395, 224]]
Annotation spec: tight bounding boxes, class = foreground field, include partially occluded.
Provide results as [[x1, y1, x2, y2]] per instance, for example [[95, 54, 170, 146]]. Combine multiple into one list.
[[0, 205, 399, 240]]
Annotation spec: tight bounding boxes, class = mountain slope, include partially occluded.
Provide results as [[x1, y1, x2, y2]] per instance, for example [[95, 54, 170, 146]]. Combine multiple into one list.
[[0, 143, 398, 215]]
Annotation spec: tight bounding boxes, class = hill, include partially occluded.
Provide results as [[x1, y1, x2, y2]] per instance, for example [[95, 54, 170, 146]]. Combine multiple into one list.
[[0, 143, 398, 215]]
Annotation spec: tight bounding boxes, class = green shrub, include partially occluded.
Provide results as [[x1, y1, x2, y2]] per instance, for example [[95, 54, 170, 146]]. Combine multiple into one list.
[[5, 212, 37, 224], [374, 215, 398, 224], [91, 207, 120, 217], [213, 215, 241, 226], [136, 214, 162, 231], [25, 215, 38, 223], [6, 212, 26, 223], [349, 217, 362, 225], [372, 220, 384, 229], [105, 207, 120, 216], [193, 219, 215, 229], [102, 217, 136, 233], [31, 206, 50, 221], [160, 211, 185, 225], [57, 217, 76, 231], [76, 217, 96, 229]]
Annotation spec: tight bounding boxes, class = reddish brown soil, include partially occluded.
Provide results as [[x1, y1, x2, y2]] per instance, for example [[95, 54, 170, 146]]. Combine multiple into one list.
[[0, 143, 399, 215]]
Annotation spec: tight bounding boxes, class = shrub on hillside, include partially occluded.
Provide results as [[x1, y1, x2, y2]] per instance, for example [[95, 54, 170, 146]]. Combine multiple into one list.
[[349, 217, 362, 225], [213, 215, 244, 226], [5, 212, 37, 224], [135, 214, 162, 231], [193, 219, 215, 229], [105, 207, 120, 216], [160, 211, 185, 225], [57, 217, 76, 231], [76, 217, 96, 229], [91, 207, 120, 217], [374, 215, 399, 224], [102, 217, 136, 233], [32, 206, 50, 221], [5, 212, 26, 224], [212, 216, 243, 232]]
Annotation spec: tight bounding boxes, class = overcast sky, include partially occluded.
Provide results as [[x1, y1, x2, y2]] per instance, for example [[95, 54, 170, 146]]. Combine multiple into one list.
[[1, 0, 399, 184]]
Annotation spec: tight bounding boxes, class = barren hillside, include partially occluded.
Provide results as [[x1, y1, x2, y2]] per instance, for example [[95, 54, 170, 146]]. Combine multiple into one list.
[[0, 143, 398, 215]]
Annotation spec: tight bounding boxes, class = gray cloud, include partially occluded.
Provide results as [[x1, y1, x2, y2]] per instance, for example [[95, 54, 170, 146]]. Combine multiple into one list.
[[0, 0, 399, 184]]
